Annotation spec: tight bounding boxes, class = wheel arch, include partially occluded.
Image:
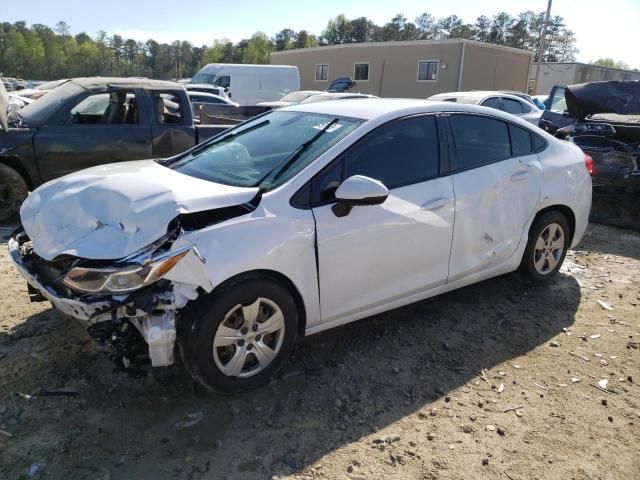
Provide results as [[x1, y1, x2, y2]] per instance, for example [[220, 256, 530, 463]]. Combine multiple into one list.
[[0, 156, 34, 189], [205, 269, 308, 337], [533, 204, 576, 244]]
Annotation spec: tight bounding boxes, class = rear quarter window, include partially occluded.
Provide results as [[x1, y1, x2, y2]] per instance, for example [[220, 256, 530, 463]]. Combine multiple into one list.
[[509, 124, 533, 156]]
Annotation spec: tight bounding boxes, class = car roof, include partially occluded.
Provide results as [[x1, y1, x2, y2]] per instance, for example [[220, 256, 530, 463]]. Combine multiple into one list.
[[427, 91, 529, 104], [70, 77, 181, 91], [283, 98, 537, 125]]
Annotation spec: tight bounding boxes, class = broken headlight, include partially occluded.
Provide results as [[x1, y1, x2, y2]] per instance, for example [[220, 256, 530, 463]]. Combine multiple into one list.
[[62, 249, 190, 294]]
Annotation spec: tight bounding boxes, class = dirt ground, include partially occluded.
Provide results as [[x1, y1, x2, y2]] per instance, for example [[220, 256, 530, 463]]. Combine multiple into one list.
[[0, 223, 638, 480]]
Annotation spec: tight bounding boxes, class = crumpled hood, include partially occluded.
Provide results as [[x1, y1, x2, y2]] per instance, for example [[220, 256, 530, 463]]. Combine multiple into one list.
[[566, 81, 640, 120], [21, 160, 259, 261]]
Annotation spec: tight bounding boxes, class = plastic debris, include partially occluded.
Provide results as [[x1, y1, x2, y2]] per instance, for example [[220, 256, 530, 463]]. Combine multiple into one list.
[[596, 300, 613, 311], [590, 334, 601, 340], [597, 379, 609, 390], [497, 383, 505, 393], [571, 377, 581, 383], [173, 411, 204, 429]]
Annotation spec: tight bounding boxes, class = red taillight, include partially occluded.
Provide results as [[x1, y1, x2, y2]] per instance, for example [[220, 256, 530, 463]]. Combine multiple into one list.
[[584, 153, 594, 175]]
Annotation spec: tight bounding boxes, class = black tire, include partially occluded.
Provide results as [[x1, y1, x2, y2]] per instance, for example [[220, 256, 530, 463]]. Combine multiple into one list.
[[0, 164, 28, 225], [178, 277, 298, 395], [519, 210, 571, 283]]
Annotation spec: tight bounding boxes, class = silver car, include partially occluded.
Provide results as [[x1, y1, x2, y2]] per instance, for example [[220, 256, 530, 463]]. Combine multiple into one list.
[[427, 91, 543, 126]]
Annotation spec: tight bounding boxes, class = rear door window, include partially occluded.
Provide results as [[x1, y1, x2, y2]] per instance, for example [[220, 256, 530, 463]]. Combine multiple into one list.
[[449, 115, 511, 170], [481, 97, 501, 110], [154, 92, 183, 125], [502, 98, 525, 115]]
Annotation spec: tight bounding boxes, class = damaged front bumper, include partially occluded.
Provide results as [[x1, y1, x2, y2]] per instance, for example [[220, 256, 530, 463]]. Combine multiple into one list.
[[8, 232, 212, 367]]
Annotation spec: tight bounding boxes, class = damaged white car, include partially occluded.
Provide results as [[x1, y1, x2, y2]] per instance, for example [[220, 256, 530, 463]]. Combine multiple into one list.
[[9, 99, 592, 394]]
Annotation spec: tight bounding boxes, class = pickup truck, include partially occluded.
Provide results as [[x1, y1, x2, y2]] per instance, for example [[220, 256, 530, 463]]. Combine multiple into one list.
[[539, 81, 640, 230], [0, 77, 235, 223]]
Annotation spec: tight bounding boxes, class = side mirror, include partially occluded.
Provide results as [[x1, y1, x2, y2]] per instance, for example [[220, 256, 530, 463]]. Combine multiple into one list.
[[332, 175, 389, 218]]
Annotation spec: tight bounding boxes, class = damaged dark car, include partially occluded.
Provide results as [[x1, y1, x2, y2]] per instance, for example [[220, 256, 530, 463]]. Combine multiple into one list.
[[540, 80, 640, 230]]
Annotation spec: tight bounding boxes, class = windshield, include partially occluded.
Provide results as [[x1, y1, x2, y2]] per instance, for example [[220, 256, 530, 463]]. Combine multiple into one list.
[[19, 81, 85, 126], [191, 72, 216, 84], [167, 111, 363, 190]]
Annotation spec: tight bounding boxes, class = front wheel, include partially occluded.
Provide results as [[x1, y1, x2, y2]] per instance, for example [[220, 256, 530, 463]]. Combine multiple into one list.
[[178, 277, 298, 394], [520, 211, 570, 283]]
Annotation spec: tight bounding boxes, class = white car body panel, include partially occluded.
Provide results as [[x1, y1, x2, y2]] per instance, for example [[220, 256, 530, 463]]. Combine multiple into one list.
[[9, 98, 592, 367], [448, 153, 543, 281], [427, 91, 543, 126], [313, 177, 454, 322]]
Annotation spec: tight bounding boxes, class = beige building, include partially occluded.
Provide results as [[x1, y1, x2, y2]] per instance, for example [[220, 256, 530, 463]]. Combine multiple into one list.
[[530, 62, 640, 95], [270, 39, 533, 98]]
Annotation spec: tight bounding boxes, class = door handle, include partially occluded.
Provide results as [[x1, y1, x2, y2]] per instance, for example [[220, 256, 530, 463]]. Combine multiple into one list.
[[510, 171, 531, 181], [135, 138, 149, 144], [539, 119, 552, 127], [421, 197, 449, 211]]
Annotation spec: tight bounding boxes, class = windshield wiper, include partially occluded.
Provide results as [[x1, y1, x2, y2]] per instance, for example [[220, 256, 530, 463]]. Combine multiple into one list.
[[258, 118, 340, 188]]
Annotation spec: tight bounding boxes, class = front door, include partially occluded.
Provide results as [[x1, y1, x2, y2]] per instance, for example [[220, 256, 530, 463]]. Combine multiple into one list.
[[34, 89, 152, 182], [539, 85, 574, 134], [311, 115, 455, 323]]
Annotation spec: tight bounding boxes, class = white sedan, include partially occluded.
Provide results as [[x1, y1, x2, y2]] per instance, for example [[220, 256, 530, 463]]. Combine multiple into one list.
[[427, 91, 543, 126], [9, 99, 592, 394]]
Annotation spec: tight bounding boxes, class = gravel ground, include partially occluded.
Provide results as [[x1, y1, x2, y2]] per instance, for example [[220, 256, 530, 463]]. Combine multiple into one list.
[[0, 223, 638, 480]]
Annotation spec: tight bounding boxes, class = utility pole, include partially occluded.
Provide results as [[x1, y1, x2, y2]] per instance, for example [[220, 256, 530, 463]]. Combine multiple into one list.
[[533, 0, 553, 94]]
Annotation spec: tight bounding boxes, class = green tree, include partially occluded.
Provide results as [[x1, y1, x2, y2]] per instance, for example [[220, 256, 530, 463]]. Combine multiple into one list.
[[273, 29, 296, 51], [591, 58, 629, 69], [241, 32, 272, 64], [416, 13, 437, 40]]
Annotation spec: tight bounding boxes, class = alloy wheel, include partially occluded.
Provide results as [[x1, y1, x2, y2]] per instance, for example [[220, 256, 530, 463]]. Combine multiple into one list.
[[533, 222, 565, 275], [212, 297, 286, 378]]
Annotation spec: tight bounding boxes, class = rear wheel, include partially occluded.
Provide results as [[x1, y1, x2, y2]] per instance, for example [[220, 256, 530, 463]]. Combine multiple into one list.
[[0, 164, 28, 225], [520, 211, 570, 283], [178, 277, 298, 394]]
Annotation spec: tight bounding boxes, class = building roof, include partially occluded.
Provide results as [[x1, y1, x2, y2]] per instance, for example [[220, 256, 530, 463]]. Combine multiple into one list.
[[271, 39, 531, 57], [536, 62, 640, 75]]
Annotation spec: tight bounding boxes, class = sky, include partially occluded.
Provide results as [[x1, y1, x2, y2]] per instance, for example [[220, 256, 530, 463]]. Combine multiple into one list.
[[4, 0, 640, 68]]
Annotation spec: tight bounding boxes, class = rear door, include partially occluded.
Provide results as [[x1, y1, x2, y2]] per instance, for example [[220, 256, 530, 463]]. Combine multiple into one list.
[[148, 90, 196, 158], [33, 88, 152, 182], [445, 114, 543, 282], [539, 85, 574, 134]]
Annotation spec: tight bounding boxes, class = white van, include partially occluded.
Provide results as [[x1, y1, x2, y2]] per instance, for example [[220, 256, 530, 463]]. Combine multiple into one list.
[[190, 64, 300, 106]]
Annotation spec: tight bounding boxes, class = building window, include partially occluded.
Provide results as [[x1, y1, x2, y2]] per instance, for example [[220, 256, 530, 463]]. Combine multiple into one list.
[[315, 64, 328, 81], [354, 63, 369, 81], [417, 60, 439, 81]]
